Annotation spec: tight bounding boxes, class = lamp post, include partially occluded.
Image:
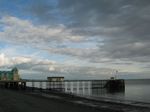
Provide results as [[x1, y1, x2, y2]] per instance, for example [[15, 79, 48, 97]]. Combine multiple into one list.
[[115, 70, 118, 79]]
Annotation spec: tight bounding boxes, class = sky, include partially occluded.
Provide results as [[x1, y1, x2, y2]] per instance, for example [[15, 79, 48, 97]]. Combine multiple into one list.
[[0, 0, 150, 79]]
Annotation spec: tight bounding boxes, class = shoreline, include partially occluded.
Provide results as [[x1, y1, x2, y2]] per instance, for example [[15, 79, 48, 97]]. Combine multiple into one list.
[[73, 93, 150, 108], [23, 89, 150, 112], [25, 88, 150, 107]]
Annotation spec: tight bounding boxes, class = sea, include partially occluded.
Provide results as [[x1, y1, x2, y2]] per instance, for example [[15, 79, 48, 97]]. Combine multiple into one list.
[[70, 79, 150, 103], [26, 79, 150, 103]]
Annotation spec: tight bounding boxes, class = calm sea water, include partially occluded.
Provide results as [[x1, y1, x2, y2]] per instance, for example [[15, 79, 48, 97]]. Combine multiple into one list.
[[124, 79, 150, 103], [64, 79, 150, 103]]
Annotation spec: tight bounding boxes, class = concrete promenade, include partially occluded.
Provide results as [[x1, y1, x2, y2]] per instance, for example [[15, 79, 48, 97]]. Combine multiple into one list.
[[0, 89, 107, 112], [0, 89, 150, 112]]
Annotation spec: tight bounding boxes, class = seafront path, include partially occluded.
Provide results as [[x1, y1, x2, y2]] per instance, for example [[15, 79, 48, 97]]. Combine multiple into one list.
[[0, 89, 149, 112]]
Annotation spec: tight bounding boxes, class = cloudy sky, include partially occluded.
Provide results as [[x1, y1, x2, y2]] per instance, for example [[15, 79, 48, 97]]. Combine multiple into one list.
[[0, 0, 150, 79]]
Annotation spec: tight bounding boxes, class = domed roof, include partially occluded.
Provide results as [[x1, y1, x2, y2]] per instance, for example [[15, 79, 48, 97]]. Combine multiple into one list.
[[11, 67, 18, 72]]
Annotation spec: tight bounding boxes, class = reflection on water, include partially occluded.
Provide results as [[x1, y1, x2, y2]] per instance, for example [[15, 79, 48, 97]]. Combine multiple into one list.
[[26, 80, 125, 99], [64, 81, 91, 96], [64, 81, 125, 99]]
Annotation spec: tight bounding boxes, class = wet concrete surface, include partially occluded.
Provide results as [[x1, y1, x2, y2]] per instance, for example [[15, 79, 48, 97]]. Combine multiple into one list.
[[0, 89, 113, 112]]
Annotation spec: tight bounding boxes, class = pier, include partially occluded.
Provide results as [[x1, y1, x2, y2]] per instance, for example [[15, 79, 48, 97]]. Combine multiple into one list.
[[0, 68, 125, 92], [0, 79, 125, 92]]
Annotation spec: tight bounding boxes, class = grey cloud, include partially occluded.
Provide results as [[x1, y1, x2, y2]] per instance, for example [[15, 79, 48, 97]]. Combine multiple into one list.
[[58, 0, 150, 27], [45, 47, 115, 63], [46, 48, 98, 58], [57, 0, 150, 63], [25, 0, 150, 64], [26, 0, 58, 25], [12, 0, 150, 42]]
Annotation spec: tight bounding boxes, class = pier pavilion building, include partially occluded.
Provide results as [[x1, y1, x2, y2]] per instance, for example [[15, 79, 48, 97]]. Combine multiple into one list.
[[0, 67, 20, 81]]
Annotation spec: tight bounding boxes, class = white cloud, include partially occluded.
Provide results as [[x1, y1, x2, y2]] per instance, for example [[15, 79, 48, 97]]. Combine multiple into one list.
[[12, 56, 32, 64], [0, 53, 10, 66], [0, 53, 31, 67], [0, 53, 117, 79], [49, 66, 55, 71], [0, 16, 84, 48], [0, 52, 148, 79]]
